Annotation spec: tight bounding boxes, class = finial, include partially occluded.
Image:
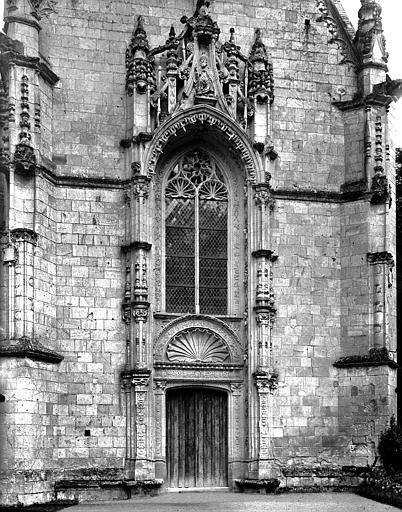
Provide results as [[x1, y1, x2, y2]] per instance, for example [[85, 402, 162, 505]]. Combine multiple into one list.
[[136, 15, 145, 33], [169, 25, 176, 39], [195, 0, 210, 15], [229, 27, 235, 43], [128, 14, 150, 57], [358, 0, 382, 20]]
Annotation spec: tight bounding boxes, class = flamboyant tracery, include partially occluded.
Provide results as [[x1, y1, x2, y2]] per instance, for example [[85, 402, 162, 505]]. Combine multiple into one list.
[[165, 151, 228, 315]]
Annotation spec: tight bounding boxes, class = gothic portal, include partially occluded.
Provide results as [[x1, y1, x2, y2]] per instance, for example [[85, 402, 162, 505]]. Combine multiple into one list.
[[0, 0, 401, 505]]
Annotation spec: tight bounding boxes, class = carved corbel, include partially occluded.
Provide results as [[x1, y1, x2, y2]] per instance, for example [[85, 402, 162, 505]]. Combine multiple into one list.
[[253, 183, 275, 211], [132, 174, 151, 200], [153, 380, 167, 392], [371, 172, 391, 205], [13, 142, 36, 175], [254, 369, 279, 394]]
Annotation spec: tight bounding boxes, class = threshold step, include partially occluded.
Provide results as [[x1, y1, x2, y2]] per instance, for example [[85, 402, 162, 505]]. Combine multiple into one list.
[[166, 487, 230, 493]]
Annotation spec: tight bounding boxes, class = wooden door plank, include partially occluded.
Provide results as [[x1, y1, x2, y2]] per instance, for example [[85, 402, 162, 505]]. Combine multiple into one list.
[[213, 393, 219, 486], [166, 388, 228, 489], [184, 391, 189, 488], [197, 391, 204, 485], [188, 391, 195, 487], [178, 391, 185, 488], [173, 391, 179, 487]]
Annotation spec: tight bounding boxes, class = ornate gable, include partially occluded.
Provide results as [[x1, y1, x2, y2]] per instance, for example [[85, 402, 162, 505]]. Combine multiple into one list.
[[125, 0, 274, 134]]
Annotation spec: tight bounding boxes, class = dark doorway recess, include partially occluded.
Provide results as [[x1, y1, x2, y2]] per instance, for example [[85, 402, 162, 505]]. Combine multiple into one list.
[[166, 387, 228, 488]]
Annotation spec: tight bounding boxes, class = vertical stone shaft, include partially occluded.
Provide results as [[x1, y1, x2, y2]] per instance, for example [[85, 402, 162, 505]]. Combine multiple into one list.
[[252, 183, 275, 370], [367, 252, 395, 350], [249, 182, 276, 478], [11, 229, 37, 340]]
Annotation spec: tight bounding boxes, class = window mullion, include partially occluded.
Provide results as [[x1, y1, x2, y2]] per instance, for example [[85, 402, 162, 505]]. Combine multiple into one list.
[[195, 191, 200, 314]]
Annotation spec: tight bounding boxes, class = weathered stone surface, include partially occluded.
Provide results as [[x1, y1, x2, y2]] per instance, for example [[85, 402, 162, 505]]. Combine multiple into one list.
[[0, 0, 399, 506]]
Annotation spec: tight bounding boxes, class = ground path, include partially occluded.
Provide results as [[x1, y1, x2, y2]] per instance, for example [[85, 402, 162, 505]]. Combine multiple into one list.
[[61, 491, 400, 512]]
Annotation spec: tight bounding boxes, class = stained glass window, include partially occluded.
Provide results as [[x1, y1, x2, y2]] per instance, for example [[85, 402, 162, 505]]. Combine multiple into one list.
[[165, 151, 228, 314]]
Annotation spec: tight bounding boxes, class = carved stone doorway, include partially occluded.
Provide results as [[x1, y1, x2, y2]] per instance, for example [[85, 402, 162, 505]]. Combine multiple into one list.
[[166, 387, 228, 488]]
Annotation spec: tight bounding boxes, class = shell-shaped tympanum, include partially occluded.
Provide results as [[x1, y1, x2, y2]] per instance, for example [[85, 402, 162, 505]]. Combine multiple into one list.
[[166, 328, 230, 363]]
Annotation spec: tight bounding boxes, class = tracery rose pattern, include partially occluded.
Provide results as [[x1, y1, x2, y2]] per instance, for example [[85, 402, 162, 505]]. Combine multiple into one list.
[[165, 151, 228, 201], [166, 328, 230, 363]]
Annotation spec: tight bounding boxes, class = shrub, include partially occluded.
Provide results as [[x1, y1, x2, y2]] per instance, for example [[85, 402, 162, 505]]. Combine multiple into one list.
[[378, 416, 402, 471]]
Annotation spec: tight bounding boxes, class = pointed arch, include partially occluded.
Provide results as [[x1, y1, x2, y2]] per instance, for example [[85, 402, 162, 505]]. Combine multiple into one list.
[[144, 104, 263, 183]]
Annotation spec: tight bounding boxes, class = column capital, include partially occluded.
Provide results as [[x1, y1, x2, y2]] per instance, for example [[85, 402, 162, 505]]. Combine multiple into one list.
[[254, 369, 279, 393]]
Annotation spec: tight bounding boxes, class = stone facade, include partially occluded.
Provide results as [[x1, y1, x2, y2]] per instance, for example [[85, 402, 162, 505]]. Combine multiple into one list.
[[0, 0, 401, 506]]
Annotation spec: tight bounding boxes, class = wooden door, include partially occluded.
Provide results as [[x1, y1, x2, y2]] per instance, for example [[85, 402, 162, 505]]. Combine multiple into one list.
[[166, 388, 228, 488]]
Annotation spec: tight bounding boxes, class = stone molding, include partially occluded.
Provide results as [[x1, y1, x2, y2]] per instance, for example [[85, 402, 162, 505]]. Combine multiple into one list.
[[334, 347, 397, 369], [367, 251, 394, 266], [38, 166, 381, 203], [0, 38, 59, 86], [39, 166, 129, 189], [0, 336, 63, 364]]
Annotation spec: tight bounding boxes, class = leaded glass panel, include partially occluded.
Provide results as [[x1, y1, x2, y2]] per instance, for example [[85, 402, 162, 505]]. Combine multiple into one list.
[[165, 197, 195, 313], [165, 151, 228, 315]]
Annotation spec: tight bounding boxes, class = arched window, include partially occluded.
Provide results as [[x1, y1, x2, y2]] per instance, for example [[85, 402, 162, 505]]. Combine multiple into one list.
[[165, 151, 228, 315]]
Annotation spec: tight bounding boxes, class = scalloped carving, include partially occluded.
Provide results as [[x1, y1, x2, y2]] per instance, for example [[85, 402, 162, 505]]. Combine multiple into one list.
[[154, 314, 242, 364], [166, 328, 230, 363]]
